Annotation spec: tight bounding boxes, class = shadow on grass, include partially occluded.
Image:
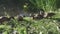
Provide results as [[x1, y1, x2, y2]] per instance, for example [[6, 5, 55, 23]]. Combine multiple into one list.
[[52, 18, 60, 22], [47, 18, 60, 22]]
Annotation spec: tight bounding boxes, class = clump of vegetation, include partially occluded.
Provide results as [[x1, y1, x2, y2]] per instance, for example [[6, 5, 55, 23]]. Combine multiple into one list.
[[0, 17, 60, 34], [28, 0, 56, 12]]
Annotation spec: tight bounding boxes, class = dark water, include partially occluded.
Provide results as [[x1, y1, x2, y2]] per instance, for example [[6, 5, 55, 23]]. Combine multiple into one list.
[[0, 7, 24, 16]]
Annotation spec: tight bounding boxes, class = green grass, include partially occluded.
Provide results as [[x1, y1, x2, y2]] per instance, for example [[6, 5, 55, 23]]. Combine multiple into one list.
[[0, 17, 60, 34]]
